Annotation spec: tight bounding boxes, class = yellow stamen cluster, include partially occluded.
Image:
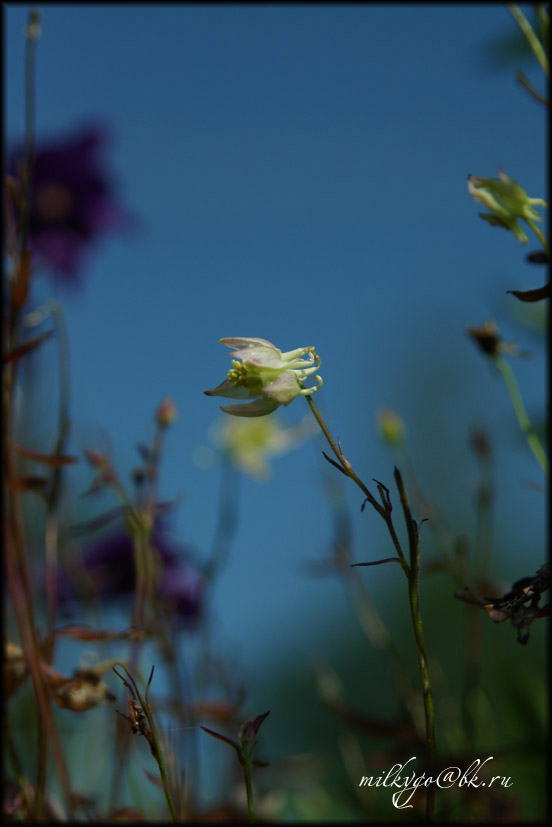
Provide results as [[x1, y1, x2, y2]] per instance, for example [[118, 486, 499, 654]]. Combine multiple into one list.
[[227, 361, 249, 385]]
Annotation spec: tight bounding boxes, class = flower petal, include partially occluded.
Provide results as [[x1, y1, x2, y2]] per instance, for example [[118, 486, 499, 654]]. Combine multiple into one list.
[[204, 379, 253, 399], [220, 337, 276, 350], [229, 346, 286, 369], [220, 397, 280, 417], [261, 371, 302, 405]]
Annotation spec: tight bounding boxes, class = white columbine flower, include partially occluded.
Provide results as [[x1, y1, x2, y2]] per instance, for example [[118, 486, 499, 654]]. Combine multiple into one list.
[[204, 337, 322, 417]]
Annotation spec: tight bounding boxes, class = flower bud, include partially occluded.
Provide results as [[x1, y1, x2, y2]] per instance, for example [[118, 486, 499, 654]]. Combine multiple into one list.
[[155, 397, 177, 428], [376, 408, 407, 446], [238, 710, 270, 744], [466, 320, 519, 358]]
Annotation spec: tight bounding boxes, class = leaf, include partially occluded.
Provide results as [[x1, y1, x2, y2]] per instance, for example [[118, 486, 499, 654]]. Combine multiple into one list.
[[2, 330, 53, 365], [526, 250, 549, 265], [507, 283, 550, 302], [142, 769, 164, 790], [200, 725, 242, 762], [69, 506, 124, 537], [5, 475, 48, 491], [55, 624, 144, 642], [321, 451, 347, 476], [12, 444, 78, 466], [351, 557, 401, 567]]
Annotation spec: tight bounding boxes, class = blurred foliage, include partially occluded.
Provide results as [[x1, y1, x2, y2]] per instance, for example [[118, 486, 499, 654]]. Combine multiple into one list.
[[474, 5, 548, 72]]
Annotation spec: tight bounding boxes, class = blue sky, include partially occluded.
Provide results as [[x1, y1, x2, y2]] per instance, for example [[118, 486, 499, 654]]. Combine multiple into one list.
[[5, 4, 547, 684]]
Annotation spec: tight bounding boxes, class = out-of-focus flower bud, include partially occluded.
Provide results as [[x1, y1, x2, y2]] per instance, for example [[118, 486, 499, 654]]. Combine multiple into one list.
[[466, 319, 519, 358], [376, 408, 407, 446], [212, 413, 317, 479], [155, 397, 177, 428], [238, 710, 270, 744]]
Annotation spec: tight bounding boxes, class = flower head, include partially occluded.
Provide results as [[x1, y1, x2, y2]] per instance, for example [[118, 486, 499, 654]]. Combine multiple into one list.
[[56, 521, 204, 628], [212, 413, 317, 479], [155, 397, 177, 428], [204, 337, 322, 417], [8, 124, 133, 284], [466, 319, 520, 358], [467, 168, 546, 244]]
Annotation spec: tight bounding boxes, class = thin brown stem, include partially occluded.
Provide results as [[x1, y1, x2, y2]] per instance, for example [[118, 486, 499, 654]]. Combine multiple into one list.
[[306, 397, 437, 820]]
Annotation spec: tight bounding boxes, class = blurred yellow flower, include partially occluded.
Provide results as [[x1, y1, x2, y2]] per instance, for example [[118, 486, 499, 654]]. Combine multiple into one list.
[[211, 413, 318, 480]]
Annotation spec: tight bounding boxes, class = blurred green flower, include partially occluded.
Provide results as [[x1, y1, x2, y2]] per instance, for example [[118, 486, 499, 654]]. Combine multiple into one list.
[[376, 408, 407, 446], [213, 413, 317, 479], [204, 337, 322, 417], [467, 168, 546, 243]]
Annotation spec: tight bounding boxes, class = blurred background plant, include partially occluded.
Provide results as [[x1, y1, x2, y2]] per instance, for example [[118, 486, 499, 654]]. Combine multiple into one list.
[[4, 4, 547, 822]]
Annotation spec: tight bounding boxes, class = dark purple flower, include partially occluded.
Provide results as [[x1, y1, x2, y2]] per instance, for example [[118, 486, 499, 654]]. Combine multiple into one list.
[[8, 124, 133, 284], [57, 522, 204, 628]]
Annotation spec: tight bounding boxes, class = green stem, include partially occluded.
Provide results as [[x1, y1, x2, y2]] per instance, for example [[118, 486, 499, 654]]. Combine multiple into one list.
[[306, 397, 436, 818], [394, 469, 436, 821], [408, 575, 436, 820], [242, 752, 256, 823], [516, 69, 549, 106], [147, 713, 178, 822], [494, 355, 548, 475], [507, 3, 549, 77]]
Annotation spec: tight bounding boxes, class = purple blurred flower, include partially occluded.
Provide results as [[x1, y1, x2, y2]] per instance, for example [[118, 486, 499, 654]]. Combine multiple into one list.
[[58, 522, 204, 628], [8, 124, 133, 284]]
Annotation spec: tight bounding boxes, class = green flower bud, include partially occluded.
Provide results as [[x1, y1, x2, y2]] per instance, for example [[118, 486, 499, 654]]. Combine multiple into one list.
[[376, 408, 407, 446], [467, 168, 546, 244]]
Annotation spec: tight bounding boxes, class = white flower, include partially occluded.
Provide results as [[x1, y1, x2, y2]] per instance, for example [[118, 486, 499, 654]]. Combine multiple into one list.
[[204, 337, 322, 417]]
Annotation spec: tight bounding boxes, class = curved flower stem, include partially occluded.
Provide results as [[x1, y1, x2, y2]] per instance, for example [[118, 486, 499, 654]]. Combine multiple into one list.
[[306, 396, 408, 571], [3, 11, 74, 818], [146, 708, 178, 822], [516, 69, 549, 106], [305, 396, 436, 820], [507, 3, 549, 77], [113, 665, 178, 822], [305, 397, 387, 520], [44, 302, 71, 637], [107, 489, 152, 812], [494, 355, 548, 475]]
